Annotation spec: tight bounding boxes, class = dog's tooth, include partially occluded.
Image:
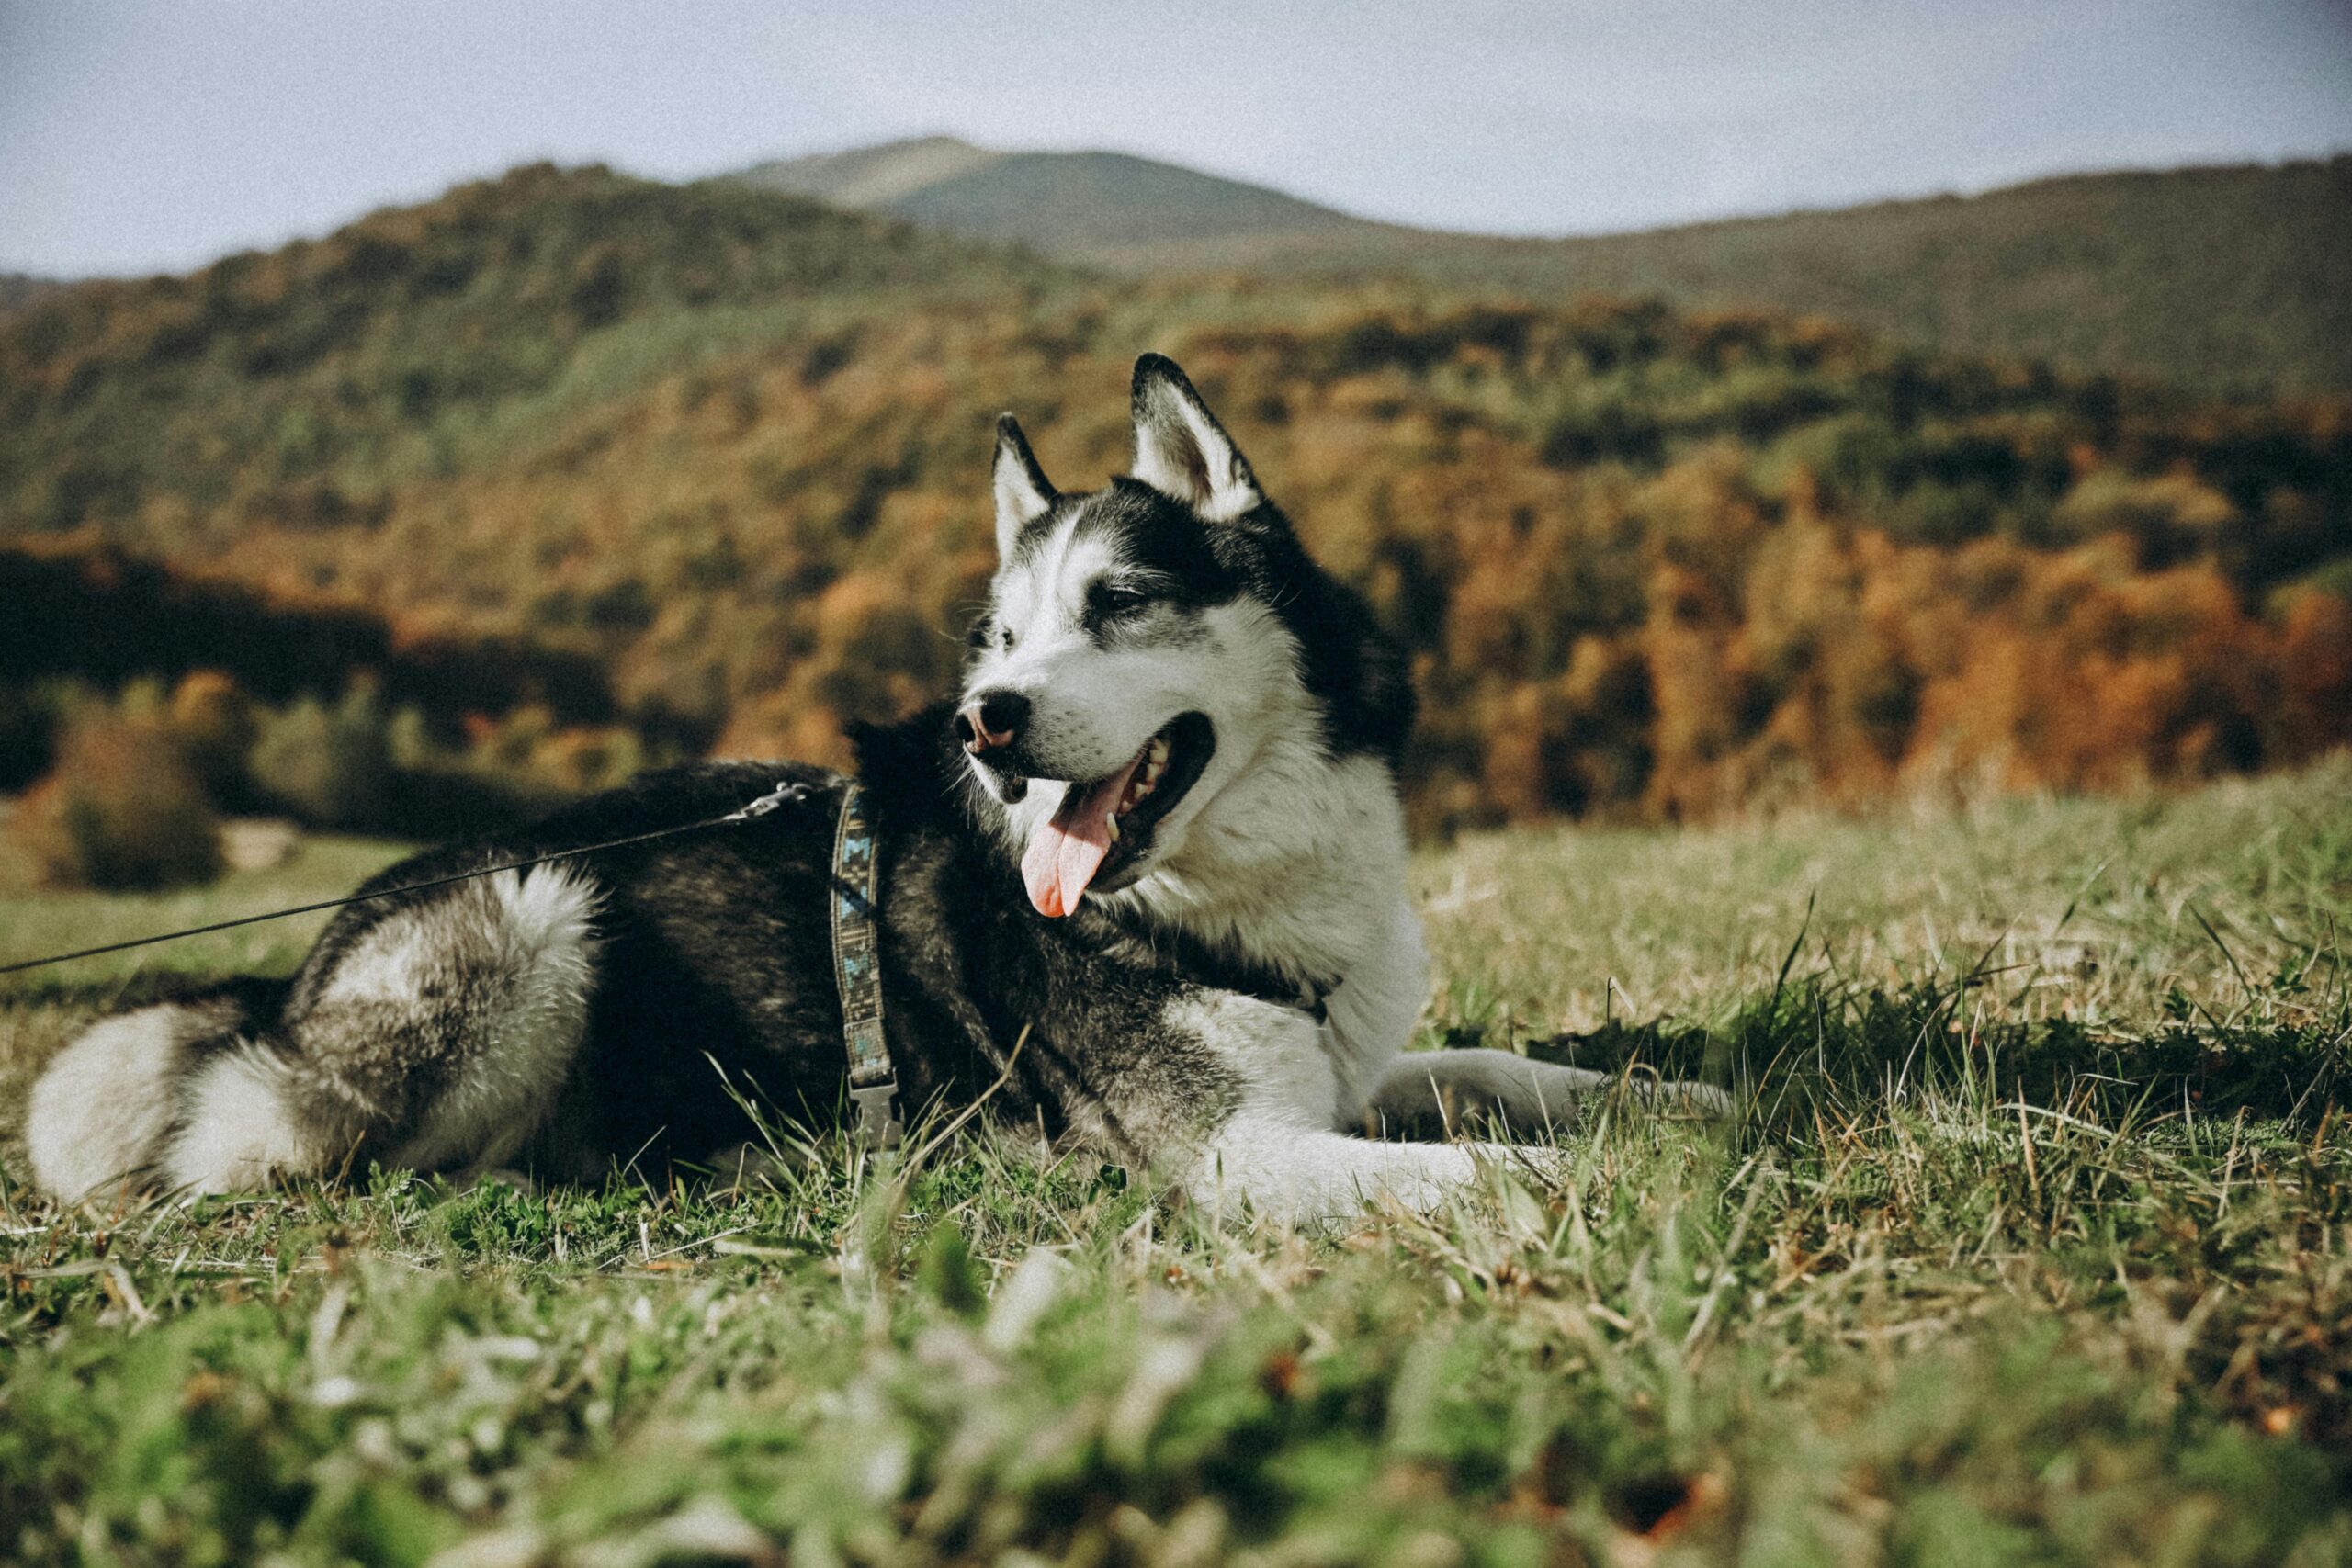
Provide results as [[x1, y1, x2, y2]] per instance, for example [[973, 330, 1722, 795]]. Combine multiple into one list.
[[1106, 815, 1121, 842]]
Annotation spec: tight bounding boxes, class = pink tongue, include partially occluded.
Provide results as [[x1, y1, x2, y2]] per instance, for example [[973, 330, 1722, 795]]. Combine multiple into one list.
[[1021, 756, 1142, 917]]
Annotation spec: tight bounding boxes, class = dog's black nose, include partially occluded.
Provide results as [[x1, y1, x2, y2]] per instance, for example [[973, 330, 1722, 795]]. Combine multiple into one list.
[[954, 690, 1029, 756]]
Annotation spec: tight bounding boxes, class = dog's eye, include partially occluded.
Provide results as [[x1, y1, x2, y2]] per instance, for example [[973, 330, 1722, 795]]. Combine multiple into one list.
[[1087, 581, 1151, 621], [967, 615, 995, 651]]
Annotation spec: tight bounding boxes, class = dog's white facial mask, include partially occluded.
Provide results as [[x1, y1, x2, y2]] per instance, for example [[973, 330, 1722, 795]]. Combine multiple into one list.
[[966, 362, 1295, 917]]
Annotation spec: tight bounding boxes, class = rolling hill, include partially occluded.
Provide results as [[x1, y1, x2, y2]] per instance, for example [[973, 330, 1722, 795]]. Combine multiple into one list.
[[0, 163, 1068, 535], [0, 275, 64, 317], [1, 161, 2346, 838], [742, 136, 1378, 253], [741, 140, 2352, 396]]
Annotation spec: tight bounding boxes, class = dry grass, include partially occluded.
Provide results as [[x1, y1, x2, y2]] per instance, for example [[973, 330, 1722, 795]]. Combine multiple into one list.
[[3, 761, 2347, 1566]]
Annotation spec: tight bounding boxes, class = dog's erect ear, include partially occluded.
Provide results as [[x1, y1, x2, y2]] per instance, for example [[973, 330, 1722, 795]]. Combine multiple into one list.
[[1130, 355, 1261, 521], [993, 413, 1057, 556]]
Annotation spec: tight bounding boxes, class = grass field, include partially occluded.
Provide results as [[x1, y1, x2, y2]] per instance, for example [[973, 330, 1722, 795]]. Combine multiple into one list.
[[3, 761, 2348, 1566]]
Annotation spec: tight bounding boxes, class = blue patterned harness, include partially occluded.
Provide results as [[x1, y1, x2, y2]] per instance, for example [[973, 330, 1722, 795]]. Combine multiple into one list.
[[830, 782, 901, 1150]]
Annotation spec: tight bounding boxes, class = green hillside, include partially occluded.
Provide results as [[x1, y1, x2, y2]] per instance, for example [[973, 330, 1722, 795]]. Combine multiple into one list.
[[742, 141, 2352, 396], [0, 163, 1065, 537]]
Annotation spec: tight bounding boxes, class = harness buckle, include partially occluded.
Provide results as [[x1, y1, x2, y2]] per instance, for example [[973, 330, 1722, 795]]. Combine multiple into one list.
[[728, 779, 811, 823], [851, 1080, 902, 1152]]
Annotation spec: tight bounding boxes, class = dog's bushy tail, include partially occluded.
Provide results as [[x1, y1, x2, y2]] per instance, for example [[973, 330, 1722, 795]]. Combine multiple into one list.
[[25, 980, 287, 1202]]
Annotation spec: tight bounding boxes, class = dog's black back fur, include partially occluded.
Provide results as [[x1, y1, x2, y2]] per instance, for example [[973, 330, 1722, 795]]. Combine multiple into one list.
[[322, 709, 1247, 1178], [29, 355, 1724, 1214]]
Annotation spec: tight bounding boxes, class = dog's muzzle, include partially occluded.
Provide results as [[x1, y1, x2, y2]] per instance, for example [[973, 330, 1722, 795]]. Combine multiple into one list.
[[955, 690, 1027, 757], [956, 691, 1031, 803]]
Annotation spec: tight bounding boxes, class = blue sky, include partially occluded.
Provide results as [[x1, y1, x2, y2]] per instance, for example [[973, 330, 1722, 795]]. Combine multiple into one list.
[[3, 0, 2348, 276]]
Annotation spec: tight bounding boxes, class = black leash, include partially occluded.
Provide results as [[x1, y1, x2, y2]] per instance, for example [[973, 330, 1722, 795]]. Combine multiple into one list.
[[0, 779, 820, 977]]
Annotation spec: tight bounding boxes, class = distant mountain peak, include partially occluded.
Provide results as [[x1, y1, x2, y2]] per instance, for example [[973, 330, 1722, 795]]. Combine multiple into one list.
[[737, 138, 1372, 250], [740, 136, 1006, 209], [732, 140, 2352, 394]]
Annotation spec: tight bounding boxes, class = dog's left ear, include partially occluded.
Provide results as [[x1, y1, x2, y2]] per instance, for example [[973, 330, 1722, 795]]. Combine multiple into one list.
[[1131, 355, 1261, 521], [993, 413, 1057, 557]]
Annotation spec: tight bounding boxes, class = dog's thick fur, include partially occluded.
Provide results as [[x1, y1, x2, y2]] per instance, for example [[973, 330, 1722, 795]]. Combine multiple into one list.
[[26, 356, 1713, 1223]]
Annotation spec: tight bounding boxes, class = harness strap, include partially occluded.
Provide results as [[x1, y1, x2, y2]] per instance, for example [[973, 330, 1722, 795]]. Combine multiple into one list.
[[830, 781, 900, 1150]]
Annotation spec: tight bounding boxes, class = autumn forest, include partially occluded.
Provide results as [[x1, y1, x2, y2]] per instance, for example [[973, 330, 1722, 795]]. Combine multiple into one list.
[[1, 164, 2346, 879]]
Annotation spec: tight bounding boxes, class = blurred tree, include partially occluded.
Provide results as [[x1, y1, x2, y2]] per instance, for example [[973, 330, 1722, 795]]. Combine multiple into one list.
[[6, 711, 223, 890]]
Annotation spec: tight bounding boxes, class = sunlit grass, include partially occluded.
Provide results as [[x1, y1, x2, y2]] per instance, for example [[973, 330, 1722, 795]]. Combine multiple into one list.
[[0, 834, 412, 996], [3, 761, 2348, 1565]]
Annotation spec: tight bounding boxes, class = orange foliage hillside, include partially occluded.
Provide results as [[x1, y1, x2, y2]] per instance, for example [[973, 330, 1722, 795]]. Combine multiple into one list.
[[2, 167, 2345, 830]]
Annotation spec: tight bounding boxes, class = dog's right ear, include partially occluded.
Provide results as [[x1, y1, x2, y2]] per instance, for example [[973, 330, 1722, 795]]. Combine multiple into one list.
[[1131, 354, 1261, 521], [993, 414, 1057, 557]]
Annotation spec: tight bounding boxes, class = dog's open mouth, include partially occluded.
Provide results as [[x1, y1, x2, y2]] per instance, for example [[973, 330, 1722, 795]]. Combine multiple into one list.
[[1021, 713, 1214, 917]]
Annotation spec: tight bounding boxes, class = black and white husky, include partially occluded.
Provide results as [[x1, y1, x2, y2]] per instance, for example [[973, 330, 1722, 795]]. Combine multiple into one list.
[[27, 356, 1717, 1223]]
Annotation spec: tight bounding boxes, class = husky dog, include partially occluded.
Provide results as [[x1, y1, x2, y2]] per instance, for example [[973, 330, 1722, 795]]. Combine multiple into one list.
[[27, 355, 1717, 1223]]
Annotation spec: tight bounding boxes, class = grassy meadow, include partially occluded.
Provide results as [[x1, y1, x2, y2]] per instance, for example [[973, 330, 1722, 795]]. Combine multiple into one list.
[[2, 760, 2348, 1565]]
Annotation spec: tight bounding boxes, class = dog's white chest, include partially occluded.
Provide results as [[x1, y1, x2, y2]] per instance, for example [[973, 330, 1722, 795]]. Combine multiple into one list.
[[1311, 897, 1431, 1126]]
